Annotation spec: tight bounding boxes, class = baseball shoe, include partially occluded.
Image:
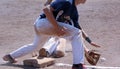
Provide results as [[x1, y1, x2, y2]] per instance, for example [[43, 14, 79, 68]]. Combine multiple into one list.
[[53, 50, 65, 58], [72, 64, 86, 69], [37, 48, 50, 59], [3, 54, 17, 63]]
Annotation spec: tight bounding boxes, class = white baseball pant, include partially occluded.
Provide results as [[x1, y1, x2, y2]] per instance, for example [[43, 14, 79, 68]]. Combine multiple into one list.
[[10, 17, 84, 64], [42, 37, 60, 55]]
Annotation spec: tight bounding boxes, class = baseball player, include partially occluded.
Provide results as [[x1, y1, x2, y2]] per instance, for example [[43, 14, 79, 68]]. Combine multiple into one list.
[[32, 0, 72, 58], [37, 0, 101, 58], [3, 0, 94, 69], [35, 0, 73, 58]]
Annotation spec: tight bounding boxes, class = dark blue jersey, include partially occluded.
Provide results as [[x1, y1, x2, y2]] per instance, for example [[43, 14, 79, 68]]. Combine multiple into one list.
[[50, 1, 71, 18], [40, 0, 82, 29]]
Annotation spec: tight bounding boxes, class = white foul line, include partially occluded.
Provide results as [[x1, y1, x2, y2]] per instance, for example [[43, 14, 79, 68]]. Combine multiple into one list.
[[55, 63, 120, 69]]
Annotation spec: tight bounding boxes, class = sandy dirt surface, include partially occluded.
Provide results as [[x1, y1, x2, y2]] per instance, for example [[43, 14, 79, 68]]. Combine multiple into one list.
[[0, 0, 120, 69]]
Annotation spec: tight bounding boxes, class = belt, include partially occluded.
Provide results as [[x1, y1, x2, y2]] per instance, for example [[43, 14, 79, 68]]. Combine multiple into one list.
[[39, 15, 72, 25], [58, 20, 72, 25]]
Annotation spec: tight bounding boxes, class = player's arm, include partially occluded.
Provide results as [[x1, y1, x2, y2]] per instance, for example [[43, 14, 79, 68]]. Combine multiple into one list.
[[43, 6, 59, 29], [43, 6, 65, 36], [82, 30, 101, 47], [73, 20, 100, 47]]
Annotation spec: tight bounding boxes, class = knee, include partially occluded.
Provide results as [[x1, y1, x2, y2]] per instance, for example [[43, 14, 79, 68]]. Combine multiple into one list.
[[70, 31, 82, 41]]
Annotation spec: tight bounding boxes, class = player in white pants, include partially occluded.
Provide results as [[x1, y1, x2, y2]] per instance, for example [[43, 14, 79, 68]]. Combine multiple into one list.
[[33, 0, 72, 58], [37, 0, 100, 58], [36, 0, 73, 58], [3, 18, 84, 64], [3, 0, 87, 69]]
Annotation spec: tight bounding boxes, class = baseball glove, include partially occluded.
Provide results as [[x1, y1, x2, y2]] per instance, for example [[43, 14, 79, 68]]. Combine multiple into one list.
[[85, 50, 100, 65]]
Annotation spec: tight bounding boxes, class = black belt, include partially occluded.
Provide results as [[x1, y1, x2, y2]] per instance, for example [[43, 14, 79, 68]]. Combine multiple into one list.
[[39, 15, 72, 25], [58, 20, 72, 25]]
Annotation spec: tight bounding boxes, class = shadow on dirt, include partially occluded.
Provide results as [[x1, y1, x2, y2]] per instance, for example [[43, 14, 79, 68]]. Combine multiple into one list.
[[0, 63, 39, 69]]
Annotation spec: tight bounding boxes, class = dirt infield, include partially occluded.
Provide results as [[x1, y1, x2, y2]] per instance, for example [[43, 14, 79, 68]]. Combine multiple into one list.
[[0, 0, 120, 69]]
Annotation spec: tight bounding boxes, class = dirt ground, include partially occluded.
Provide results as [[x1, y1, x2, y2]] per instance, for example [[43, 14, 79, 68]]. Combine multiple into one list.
[[0, 0, 120, 69]]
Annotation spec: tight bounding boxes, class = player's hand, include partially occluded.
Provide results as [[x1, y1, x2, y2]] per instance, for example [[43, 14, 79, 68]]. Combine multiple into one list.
[[90, 42, 101, 48], [54, 26, 66, 36]]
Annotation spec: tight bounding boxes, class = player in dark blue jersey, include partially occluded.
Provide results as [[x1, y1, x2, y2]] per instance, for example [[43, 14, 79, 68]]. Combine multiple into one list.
[[38, 0, 101, 59], [3, 0, 100, 69]]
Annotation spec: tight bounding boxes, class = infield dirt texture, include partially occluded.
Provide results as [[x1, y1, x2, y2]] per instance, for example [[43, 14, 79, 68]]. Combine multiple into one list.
[[0, 0, 120, 69]]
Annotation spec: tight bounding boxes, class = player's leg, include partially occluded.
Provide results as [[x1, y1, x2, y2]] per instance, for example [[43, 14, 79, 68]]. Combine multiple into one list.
[[3, 17, 52, 63], [38, 37, 59, 57], [3, 35, 50, 63], [57, 22, 85, 69], [53, 38, 66, 58], [34, 18, 85, 68], [38, 37, 66, 58]]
